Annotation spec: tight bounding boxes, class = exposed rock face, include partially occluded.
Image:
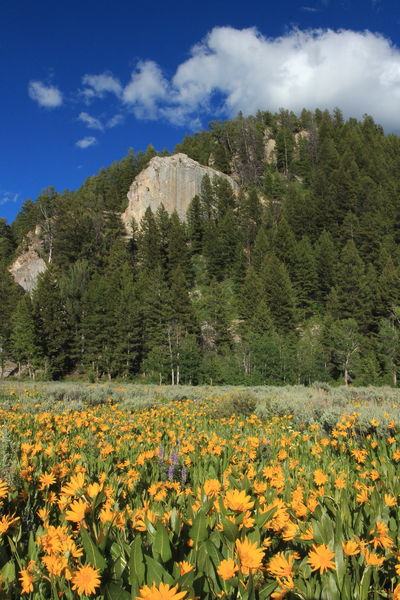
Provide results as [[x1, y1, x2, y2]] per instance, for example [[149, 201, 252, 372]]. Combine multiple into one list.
[[121, 153, 238, 233], [9, 228, 46, 293], [264, 137, 277, 164], [0, 361, 17, 378]]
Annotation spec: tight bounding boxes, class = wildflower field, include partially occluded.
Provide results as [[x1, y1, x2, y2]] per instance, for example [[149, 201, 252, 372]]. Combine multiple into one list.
[[0, 383, 399, 599]]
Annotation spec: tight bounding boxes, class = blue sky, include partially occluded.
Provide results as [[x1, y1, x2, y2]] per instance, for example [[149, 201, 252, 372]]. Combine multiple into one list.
[[1, 0, 400, 223]]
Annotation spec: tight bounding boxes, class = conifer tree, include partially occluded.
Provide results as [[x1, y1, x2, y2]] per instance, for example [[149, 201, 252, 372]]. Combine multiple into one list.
[[0, 262, 21, 375], [33, 267, 72, 378], [11, 295, 41, 378], [315, 231, 337, 303], [187, 195, 204, 255], [261, 254, 297, 331], [336, 240, 366, 321], [272, 217, 297, 277], [292, 236, 318, 315], [138, 208, 161, 272]]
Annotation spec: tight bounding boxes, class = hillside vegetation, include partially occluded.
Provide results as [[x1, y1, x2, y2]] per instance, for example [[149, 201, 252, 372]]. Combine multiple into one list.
[[2, 108, 400, 384]]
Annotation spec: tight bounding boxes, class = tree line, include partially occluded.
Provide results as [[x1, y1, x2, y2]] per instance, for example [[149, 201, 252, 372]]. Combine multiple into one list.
[[1, 108, 400, 385]]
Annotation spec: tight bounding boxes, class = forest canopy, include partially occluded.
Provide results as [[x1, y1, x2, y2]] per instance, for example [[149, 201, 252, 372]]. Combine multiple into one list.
[[2, 108, 400, 386]]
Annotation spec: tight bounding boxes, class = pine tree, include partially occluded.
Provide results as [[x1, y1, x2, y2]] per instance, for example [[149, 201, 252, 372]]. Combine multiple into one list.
[[0, 262, 21, 376], [138, 208, 161, 272], [292, 236, 318, 315], [187, 195, 204, 255], [376, 256, 400, 318], [335, 240, 366, 320], [261, 254, 297, 331], [315, 231, 337, 303], [272, 217, 297, 277], [11, 295, 41, 378], [59, 259, 91, 367], [167, 212, 191, 280], [32, 267, 72, 379], [252, 228, 270, 272]]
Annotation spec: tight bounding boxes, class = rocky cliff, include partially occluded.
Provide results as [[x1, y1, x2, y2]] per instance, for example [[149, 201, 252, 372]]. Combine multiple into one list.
[[121, 153, 238, 233], [9, 227, 46, 293]]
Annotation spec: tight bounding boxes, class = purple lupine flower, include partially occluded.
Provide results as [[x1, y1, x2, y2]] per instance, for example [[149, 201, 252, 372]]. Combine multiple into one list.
[[158, 445, 165, 459], [170, 451, 179, 465], [168, 464, 175, 481], [180, 466, 187, 485]]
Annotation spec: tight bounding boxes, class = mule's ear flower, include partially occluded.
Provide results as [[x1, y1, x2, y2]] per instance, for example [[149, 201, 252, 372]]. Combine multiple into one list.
[[217, 558, 238, 580], [225, 489, 254, 512], [19, 568, 34, 594], [342, 540, 360, 556], [65, 499, 89, 523], [307, 544, 336, 574], [71, 563, 101, 596], [136, 582, 187, 600], [235, 538, 265, 574]]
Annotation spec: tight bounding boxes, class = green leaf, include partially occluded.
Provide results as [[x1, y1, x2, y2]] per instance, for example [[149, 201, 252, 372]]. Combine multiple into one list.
[[255, 505, 276, 529], [1, 560, 15, 583], [153, 522, 172, 563], [259, 581, 278, 599], [359, 566, 372, 600], [189, 512, 208, 544], [221, 517, 238, 542], [105, 582, 131, 600], [129, 536, 145, 585], [145, 556, 174, 586], [80, 526, 107, 570]]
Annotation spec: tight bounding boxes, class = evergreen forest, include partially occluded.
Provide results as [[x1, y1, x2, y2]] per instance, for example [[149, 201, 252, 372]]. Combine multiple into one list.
[[2, 108, 400, 386]]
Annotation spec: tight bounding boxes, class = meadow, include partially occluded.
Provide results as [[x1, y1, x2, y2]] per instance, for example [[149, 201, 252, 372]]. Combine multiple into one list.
[[0, 382, 399, 599]]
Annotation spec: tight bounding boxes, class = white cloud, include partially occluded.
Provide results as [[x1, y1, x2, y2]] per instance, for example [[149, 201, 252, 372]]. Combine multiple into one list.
[[115, 26, 400, 130], [78, 111, 104, 130], [28, 80, 63, 108], [75, 136, 97, 149], [81, 72, 122, 101], [122, 60, 168, 118], [0, 192, 19, 206], [106, 113, 124, 128]]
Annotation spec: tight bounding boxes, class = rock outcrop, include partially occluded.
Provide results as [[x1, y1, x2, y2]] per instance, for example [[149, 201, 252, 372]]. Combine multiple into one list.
[[9, 227, 46, 293], [121, 153, 238, 233]]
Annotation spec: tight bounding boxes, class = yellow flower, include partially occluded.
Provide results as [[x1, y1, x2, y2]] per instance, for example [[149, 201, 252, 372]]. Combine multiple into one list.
[[334, 476, 346, 490], [19, 565, 34, 594], [384, 494, 397, 507], [137, 582, 187, 600], [65, 499, 89, 523], [61, 472, 85, 497], [235, 538, 265, 574], [271, 576, 295, 599], [364, 550, 385, 566], [370, 521, 393, 550], [342, 540, 360, 556], [0, 513, 19, 535], [38, 472, 56, 490], [268, 552, 295, 579], [394, 583, 400, 600], [217, 558, 238, 580], [86, 482, 102, 499], [178, 561, 193, 576], [0, 480, 8, 499], [203, 479, 222, 497], [71, 563, 101, 596], [313, 470, 327, 486], [356, 487, 369, 504], [307, 544, 336, 574], [42, 554, 69, 577], [225, 489, 254, 512]]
